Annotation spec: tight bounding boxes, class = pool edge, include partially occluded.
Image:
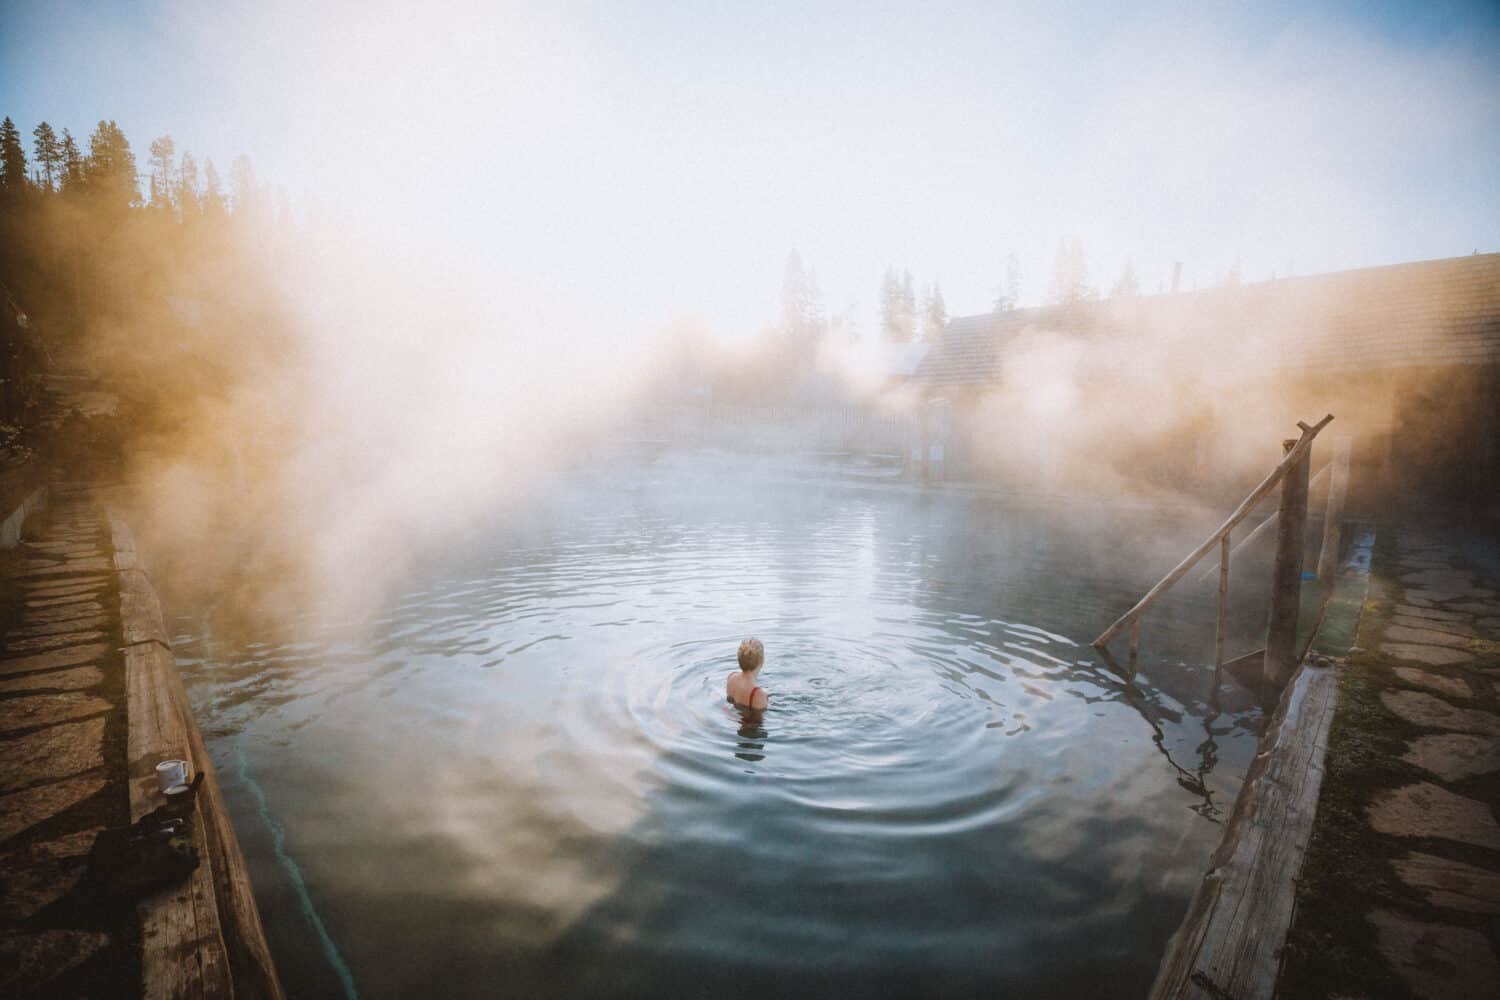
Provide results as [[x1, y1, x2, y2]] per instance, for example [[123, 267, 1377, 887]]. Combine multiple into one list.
[[107, 502, 286, 1000]]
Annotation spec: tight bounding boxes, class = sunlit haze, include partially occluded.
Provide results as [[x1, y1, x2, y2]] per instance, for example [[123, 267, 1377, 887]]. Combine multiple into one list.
[[6, 1, 1498, 340]]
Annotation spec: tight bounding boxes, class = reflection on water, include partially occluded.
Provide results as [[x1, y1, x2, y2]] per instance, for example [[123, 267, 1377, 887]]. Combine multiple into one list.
[[734, 709, 767, 764], [171, 458, 1275, 1000]]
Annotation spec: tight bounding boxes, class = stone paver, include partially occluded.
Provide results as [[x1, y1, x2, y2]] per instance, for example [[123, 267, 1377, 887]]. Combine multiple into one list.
[[1368, 782, 1500, 851], [1392, 667, 1472, 699], [1401, 569, 1478, 591], [1383, 642, 1475, 666], [1381, 689, 1500, 735], [0, 642, 109, 678], [0, 665, 105, 696], [0, 773, 105, 842], [1393, 604, 1469, 623], [0, 717, 107, 792], [1368, 909, 1500, 999], [0, 692, 111, 734], [1403, 591, 1467, 605], [1384, 624, 1471, 648], [1312, 529, 1500, 997], [1392, 852, 1500, 914], [1391, 614, 1474, 637], [1403, 733, 1500, 782]]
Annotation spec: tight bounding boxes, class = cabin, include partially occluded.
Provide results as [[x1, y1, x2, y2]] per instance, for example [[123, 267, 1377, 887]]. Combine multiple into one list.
[[905, 253, 1500, 515]]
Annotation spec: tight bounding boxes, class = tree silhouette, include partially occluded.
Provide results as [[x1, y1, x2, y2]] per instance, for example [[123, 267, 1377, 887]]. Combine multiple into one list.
[[86, 120, 138, 212], [59, 129, 83, 192], [32, 122, 61, 191], [784, 250, 828, 339], [1048, 238, 1096, 305], [202, 158, 227, 219], [0, 117, 28, 195], [921, 282, 946, 340], [178, 152, 201, 217], [148, 134, 176, 209], [230, 154, 258, 218], [879, 267, 918, 343]]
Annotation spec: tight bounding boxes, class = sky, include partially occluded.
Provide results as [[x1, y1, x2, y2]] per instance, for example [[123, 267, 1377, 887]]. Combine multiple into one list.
[[3, 0, 1499, 341]]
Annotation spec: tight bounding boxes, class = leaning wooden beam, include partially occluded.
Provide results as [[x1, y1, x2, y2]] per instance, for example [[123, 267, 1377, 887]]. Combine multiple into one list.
[[1094, 415, 1332, 650], [1148, 659, 1340, 1000]]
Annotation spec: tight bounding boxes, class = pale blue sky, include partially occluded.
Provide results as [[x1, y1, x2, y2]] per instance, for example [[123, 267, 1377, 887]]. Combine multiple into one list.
[[3, 0, 1498, 339]]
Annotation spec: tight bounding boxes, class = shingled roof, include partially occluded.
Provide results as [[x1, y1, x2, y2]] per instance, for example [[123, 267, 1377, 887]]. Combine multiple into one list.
[[912, 253, 1500, 386]]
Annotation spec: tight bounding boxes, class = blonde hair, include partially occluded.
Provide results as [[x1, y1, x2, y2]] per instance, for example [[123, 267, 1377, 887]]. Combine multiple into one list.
[[737, 637, 764, 672]]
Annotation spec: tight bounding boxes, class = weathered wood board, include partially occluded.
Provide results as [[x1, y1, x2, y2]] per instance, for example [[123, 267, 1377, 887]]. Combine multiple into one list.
[[126, 642, 234, 999], [113, 506, 285, 999], [1150, 661, 1340, 1000]]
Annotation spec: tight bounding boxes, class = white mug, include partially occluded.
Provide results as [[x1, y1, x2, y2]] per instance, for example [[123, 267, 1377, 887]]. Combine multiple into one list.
[[155, 758, 190, 793]]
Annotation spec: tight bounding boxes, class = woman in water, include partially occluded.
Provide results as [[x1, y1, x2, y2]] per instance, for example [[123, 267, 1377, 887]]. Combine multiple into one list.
[[726, 637, 769, 710]]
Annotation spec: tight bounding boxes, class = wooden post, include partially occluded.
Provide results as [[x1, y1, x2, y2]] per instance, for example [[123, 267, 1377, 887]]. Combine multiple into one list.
[[1216, 534, 1230, 667], [1265, 438, 1311, 688], [1129, 618, 1141, 671], [1315, 435, 1352, 580]]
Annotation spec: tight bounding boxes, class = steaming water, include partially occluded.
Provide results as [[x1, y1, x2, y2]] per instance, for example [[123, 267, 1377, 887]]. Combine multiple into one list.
[[173, 455, 1274, 999]]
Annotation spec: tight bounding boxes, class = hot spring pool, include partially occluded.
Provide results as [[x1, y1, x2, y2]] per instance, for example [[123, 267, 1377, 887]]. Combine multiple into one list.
[[171, 458, 1274, 999]]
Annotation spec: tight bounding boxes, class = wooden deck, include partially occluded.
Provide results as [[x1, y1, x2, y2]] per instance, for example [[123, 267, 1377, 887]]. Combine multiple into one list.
[[110, 509, 284, 1000]]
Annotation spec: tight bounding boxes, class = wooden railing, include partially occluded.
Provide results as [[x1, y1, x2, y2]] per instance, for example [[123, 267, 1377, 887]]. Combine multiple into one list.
[[1092, 415, 1335, 678]]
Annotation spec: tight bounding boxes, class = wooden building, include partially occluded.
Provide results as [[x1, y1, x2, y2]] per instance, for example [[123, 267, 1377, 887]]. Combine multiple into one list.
[[906, 253, 1500, 513]]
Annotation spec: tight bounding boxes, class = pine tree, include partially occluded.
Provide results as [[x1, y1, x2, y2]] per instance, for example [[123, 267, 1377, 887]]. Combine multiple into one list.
[[177, 151, 201, 217], [148, 134, 176, 209], [230, 154, 257, 217], [898, 270, 916, 340], [0, 117, 29, 195], [31, 122, 61, 191], [880, 268, 904, 343], [86, 120, 139, 211], [877, 268, 918, 342], [1048, 238, 1096, 305], [782, 249, 810, 332], [59, 129, 83, 191], [202, 158, 226, 219], [1111, 262, 1139, 299], [921, 282, 947, 340], [993, 254, 1022, 312]]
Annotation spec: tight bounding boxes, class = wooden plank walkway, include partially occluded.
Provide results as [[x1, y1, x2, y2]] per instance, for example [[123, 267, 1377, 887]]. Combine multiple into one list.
[[110, 506, 284, 1000]]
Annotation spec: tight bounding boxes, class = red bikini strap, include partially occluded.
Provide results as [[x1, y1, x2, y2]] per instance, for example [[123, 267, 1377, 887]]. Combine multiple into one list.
[[748, 686, 761, 705]]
